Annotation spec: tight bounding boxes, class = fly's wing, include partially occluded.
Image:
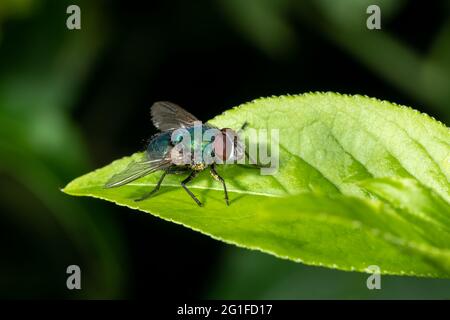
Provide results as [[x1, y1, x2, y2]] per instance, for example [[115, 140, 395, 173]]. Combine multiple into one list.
[[151, 101, 199, 131], [104, 157, 171, 188]]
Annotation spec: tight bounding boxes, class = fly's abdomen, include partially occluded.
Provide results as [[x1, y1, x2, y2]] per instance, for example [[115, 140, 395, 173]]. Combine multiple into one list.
[[146, 132, 172, 160]]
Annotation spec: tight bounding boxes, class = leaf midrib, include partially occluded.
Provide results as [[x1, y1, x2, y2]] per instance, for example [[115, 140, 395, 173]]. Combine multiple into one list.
[[64, 182, 284, 198]]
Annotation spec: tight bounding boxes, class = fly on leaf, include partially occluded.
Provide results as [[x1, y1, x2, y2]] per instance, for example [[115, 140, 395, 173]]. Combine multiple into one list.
[[104, 102, 249, 206]]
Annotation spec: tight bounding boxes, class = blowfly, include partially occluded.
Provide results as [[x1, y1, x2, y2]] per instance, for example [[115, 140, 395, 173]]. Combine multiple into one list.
[[104, 102, 247, 206]]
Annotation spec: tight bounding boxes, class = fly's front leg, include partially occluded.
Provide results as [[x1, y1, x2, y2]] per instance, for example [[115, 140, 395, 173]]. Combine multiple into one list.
[[135, 169, 168, 202], [181, 170, 203, 207], [210, 164, 229, 206]]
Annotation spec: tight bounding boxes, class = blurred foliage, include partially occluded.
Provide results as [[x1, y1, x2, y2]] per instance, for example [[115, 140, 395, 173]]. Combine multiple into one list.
[[0, 0, 37, 20], [219, 0, 297, 58], [0, 0, 449, 299], [221, 0, 450, 123], [0, 0, 127, 298]]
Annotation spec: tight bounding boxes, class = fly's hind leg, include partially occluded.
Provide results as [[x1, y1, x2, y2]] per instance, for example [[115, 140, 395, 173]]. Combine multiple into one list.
[[210, 164, 229, 206], [134, 169, 168, 202], [181, 170, 203, 207]]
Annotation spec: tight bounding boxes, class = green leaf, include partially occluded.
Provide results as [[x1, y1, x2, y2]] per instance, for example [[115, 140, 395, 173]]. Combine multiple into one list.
[[63, 92, 450, 278]]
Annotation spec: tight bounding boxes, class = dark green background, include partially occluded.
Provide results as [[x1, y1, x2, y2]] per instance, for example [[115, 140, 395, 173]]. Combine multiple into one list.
[[0, 0, 449, 299]]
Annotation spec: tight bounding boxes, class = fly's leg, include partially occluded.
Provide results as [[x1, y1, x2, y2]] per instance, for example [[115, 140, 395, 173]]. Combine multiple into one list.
[[134, 170, 168, 202], [181, 170, 203, 207], [237, 122, 268, 167], [210, 164, 229, 206]]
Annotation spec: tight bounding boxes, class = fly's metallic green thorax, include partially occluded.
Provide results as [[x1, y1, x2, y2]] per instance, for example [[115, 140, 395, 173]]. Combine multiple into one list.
[[105, 101, 247, 207], [146, 124, 215, 166]]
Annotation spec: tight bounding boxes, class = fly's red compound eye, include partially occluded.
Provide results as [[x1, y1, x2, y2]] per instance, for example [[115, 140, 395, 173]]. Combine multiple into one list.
[[214, 128, 237, 161]]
